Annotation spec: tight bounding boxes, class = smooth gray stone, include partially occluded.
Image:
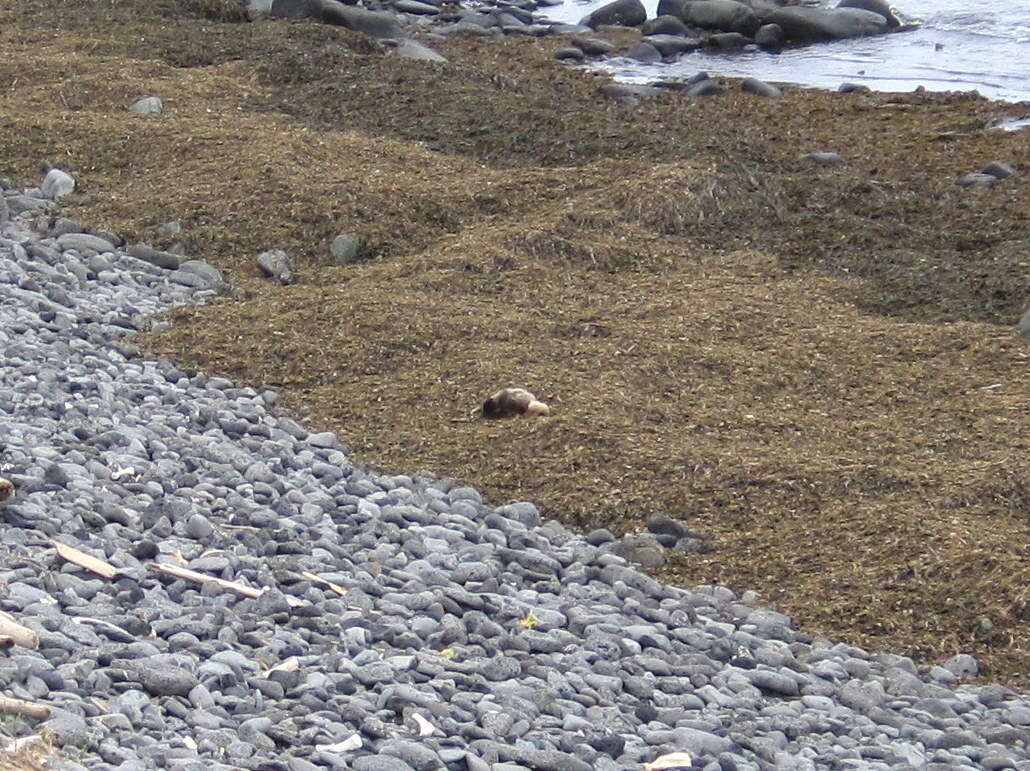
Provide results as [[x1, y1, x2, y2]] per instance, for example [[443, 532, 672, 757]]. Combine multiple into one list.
[[555, 45, 585, 60], [329, 233, 362, 264], [256, 248, 295, 284], [955, 172, 999, 188], [170, 260, 224, 290], [1017, 308, 1030, 340], [351, 756, 416, 771], [6, 194, 55, 215], [41, 168, 76, 199], [139, 665, 198, 697], [655, 0, 689, 19], [982, 161, 1015, 179], [50, 217, 84, 236], [597, 82, 661, 99], [57, 232, 115, 253], [394, 0, 439, 12], [316, 0, 405, 38], [804, 151, 846, 165], [126, 242, 184, 269], [129, 96, 164, 114], [643, 34, 702, 56], [269, 0, 320, 18], [763, 6, 888, 43], [686, 78, 724, 96], [683, 0, 759, 35], [626, 40, 662, 62], [393, 39, 447, 61], [837, 0, 900, 28], [641, 14, 690, 36], [436, 19, 497, 36], [741, 77, 781, 96], [709, 31, 750, 50], [571, 36, 616, 55], [754, 22, 783, 48]]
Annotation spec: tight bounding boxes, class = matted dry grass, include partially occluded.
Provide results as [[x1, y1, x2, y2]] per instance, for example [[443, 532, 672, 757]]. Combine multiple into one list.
[[0, 736, 53, 771], [2, 0, 1029, 685]]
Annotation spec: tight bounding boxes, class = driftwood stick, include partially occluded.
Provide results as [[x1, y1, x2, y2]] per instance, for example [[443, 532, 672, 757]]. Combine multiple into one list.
[[0, 612, 39, 649], [0, 697, 50, 721], [148, 563, 307, 608], [51, 540, 118, 579], [300, 571, 348, 597]]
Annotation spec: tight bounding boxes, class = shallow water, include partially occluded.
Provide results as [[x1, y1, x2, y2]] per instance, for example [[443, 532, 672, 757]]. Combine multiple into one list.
[[540, 0, 1030, 103]]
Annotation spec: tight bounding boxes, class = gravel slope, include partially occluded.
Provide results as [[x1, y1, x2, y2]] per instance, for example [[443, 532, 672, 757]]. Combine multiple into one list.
[[2, 179, 1029, 771]]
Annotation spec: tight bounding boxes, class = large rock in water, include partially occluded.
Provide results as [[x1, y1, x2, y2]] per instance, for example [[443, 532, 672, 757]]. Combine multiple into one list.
[[763, 6, 888, 43], [682, 0, 760, 36], [580, 0, 646, 29], [655, 0, 689, 19], [837, 0, 900, 28]]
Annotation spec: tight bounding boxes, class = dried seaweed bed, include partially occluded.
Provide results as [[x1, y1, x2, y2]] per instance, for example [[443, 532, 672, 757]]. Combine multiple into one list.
[[2, 0, 1028, 685]]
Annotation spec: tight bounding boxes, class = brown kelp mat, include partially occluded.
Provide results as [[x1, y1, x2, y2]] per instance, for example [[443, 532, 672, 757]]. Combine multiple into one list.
[[2, 0, 1028, 686]]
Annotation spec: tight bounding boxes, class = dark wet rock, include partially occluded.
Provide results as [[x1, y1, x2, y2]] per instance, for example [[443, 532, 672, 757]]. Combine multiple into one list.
[[315, 0, 405, 38], [682, 0, 760, 36], [655, 0, 690, 19], [394, 0, 439, 13], [686, 77, 724, 96], [640, 14, 690, 37], [708, 31, 750, 50], [754, 22, 783, 49], [741, 77, 781, 97], [645, 513, 688, 539], [554, 45, 586, 61], [763, 6, 888, 43], [626, 40, 662, 62], [580, 0, 646, 29], [838, 82, 872, 93], [571, 36, 617, 55], [436, 19, 497, 36], [126, 243, 184, 270], [643, 34, 703, 56], [837, 0, 899, 28]]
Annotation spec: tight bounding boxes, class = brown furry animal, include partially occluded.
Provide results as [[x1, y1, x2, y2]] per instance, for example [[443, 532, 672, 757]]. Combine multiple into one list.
[[0, 477, 13, 502], [482, 388, 550, 418]]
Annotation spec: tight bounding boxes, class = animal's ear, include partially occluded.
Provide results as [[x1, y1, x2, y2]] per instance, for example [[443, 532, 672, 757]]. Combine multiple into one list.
[[482, 398, 498, 417]]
